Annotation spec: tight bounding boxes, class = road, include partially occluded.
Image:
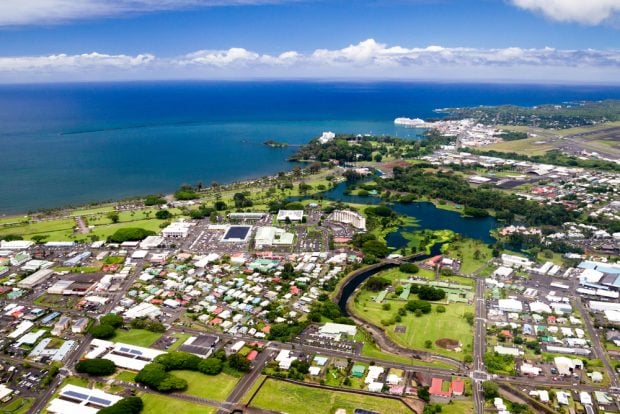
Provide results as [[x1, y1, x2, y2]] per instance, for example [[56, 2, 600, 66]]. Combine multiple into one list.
[[27, 262, 147, 414], [472, 277, 488, 414], [573, 296, 619, 388]]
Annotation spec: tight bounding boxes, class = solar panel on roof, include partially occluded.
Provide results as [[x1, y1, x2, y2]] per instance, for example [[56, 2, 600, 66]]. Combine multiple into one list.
[[118, 347, 131, 353], [63, 390, 89, 400], [129, 349, 142, 355], [223, 226, 251, 240], [89, 396, 113, 406]]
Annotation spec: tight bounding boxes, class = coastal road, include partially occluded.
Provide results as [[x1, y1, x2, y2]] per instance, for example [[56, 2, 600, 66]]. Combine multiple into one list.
[[472, 277, 488, 414]]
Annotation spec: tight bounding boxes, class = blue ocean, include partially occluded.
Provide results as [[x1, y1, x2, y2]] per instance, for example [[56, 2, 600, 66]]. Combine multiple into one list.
[[1, 81, 620, 214]]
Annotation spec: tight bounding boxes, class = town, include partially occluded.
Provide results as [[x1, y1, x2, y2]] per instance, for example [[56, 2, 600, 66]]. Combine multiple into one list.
[[0, 116, 619, 414]]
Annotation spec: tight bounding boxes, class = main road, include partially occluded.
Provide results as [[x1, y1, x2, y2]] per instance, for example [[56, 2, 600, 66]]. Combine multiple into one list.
[[472, 277, 488, 414]]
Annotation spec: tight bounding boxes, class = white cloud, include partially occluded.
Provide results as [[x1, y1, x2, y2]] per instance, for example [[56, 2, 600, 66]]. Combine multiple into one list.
[[1, 39, 620, 83], [510, 0, 620, 25], [0, 52, 154, 72], [0, 0, 291, 26]]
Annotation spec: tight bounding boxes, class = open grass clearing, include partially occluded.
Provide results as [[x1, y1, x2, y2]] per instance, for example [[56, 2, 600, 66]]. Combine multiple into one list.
[[140, 393, 217, 414], [352, 288, 473, 360], [170, 370, 239, 401], [0, 397, 34, 414], [113, 328, 162, 347], [250, 379, 413, 414]]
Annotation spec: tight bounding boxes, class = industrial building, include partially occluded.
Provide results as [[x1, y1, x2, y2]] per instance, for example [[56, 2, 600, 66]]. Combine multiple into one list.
[[17, 268, 54, 289], [161, 221, 193, 238]]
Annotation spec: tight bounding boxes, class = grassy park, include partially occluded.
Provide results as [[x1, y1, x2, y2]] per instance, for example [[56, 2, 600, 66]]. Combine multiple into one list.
[[140, 393, 217, 414], [170, 370, 239, 401], [351, 270, 474, 360], [250, 379, 413, 414], [113, 329, 163, 347]]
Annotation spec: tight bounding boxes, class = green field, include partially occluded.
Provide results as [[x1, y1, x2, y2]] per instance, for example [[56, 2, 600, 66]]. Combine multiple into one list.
[[113, 329, 162, 347], [353, 329, 453, 369], [250, 379, 413, 414], [140, 393, 217, 414], [441, 238, 492, 275], [168, 332, 192, 351], [352, 288, 473, 360], [0, 397, 34, 414], [438, 400, 475, 414], [114, 370, 136, 383], [170, 370, 239, 401]]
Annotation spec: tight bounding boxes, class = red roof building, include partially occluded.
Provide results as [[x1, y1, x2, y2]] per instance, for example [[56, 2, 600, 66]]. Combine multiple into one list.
[[451, 379, 465, 396], [246, 350, 258, 361], [429, 378, 452, 399]]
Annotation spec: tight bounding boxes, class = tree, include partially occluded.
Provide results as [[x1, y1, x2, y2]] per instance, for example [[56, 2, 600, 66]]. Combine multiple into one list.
[[155, 210, 172, 220], [89, 324, 116, 339], [145, 195, 166, 206], [76, 359, 116, 376], [417, 386, 430, 402], [361, 240, 389, 258], [424, 340, 433, 349], [31, 235, 49, 243], [197, 358, 223, 375], [399, 263, 419, 274], [214, 201, 228, 211], [373, 153, 383, 162], [481, 381, 499, 399], [108, 228, 155, 243], [100, 314, 124, 328], [228, 353, 251, 372], [107, 212, 120, 224], [365, 276, 390, 292], [436, 305, 446, 313], [406, 299, 431, 314], [98, 397, 144, 414]]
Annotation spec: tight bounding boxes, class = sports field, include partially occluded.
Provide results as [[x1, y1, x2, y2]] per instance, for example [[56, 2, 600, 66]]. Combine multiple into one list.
[[113, 329, 162, 347]]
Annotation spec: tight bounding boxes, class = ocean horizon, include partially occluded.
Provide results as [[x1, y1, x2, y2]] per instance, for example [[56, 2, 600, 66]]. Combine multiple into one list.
[[2, 80, 620, 215]]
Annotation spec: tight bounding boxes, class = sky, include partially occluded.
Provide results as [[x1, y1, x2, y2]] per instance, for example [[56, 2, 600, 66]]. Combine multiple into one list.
[[0, 0, 619, 83]]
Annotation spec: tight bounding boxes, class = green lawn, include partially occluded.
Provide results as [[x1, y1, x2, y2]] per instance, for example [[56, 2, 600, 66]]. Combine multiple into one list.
[[441, 238, 493, 275], [114, 370, 136, 383], [168, 333, 192, 351], [250, 379, 413, 414], [352, 289, 473, 360], [170, 370, 239, 401], [0, 397, 34, 414], [140, 393, 217, 414], [438, 400, 475, 414], [113, 329, 162, 347], [354, 330, 453, 369]]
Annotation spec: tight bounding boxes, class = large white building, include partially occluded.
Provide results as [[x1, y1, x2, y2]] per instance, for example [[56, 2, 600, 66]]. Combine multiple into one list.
[[47, 384, 122, 414], [254, 226, 295, 248], [498, 298, 523, 312], [162, 221, 193, 238], [85, 340, 166, 371], [328, 210, 366, 231], [17, 268, 54, 289], [501, 254, 533, 269], [276, 210, 304, 222]]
